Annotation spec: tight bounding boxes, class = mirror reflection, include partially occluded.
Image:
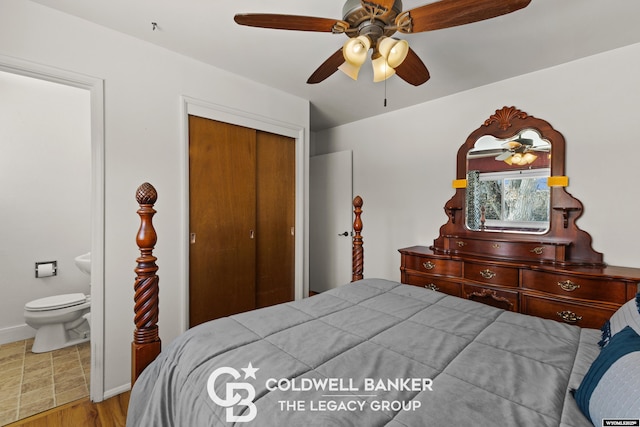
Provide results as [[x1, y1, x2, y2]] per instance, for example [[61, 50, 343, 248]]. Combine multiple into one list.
[[466, 129, 551, 233]]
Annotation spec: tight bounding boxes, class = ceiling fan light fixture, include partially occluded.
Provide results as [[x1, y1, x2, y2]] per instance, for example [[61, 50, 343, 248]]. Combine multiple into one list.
[[338, 61, 363, 80], [342, 35, 371, 65], [236, 0, 531, 86], [372, 55, 396, 82], [377, 37, 409, 68]]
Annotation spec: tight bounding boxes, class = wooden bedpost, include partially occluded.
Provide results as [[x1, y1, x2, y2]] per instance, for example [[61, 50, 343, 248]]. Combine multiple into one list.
[[352, 195, 363, 282], [131, 182, 161, 385]]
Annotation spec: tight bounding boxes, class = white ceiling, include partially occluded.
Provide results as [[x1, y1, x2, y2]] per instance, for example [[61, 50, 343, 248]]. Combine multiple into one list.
[[30, 0, 640, 131]]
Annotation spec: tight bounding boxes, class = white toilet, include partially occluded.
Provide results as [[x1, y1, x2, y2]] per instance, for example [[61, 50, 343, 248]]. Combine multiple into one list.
[[24, 293, 91, 353]]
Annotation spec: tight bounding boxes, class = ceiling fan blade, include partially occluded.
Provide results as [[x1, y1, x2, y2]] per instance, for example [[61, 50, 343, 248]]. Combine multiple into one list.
[[234, 14, 348, 32], [399, 0, 531, 33], [395, 48, 430, 86], [502, 140, 522, 149], [495, 151, 513, 161], [531, 146, 551, 152], [307, 49, 345, 84]]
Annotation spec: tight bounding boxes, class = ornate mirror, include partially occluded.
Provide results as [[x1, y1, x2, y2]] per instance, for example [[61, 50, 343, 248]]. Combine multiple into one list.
[[432, 106, 604, 267]]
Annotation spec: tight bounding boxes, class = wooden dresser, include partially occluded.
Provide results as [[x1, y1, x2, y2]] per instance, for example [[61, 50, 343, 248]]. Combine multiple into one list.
[[400, 106, 640, 329], [399, 245, 640, 329]]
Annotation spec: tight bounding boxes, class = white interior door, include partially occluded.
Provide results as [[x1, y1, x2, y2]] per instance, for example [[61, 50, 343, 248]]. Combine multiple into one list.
[[309, 150, 353, 293]]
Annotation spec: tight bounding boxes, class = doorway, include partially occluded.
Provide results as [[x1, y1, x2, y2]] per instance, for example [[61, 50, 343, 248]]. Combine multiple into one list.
[[309, 151, 354, 293], [0, 57, 105, 421]]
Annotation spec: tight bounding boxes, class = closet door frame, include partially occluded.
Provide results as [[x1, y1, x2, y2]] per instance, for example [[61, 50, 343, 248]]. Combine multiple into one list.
[[180, 96, 307, 333]]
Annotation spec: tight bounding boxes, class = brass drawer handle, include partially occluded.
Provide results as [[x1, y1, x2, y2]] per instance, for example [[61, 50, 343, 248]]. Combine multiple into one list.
[[480, 269, 496, 279], [557, 310, 582, 324], [422, 261, 435, 270], [530, 247, 544, 255], [425, 284, 440, 291], [558, 280, 580, 292], [456, 241, 467, 247], [492, 244, 501, 249]]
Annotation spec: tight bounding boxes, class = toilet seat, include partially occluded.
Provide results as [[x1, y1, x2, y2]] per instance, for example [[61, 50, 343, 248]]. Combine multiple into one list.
[[25, 293, 87, 312]]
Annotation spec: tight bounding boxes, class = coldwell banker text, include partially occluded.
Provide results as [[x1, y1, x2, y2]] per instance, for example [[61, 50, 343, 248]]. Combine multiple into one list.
[[267, 377, 433, 413], [265, 377, 433, 393]]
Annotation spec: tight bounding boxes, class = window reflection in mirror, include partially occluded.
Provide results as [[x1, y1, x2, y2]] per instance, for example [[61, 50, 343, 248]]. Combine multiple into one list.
[[466, 129, 551, 234]]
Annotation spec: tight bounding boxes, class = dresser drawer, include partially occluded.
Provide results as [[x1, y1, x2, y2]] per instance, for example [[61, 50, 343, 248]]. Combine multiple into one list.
[[521, 293, 616, 329], [403, 256, 462, 277], [522, 270, 627, 304], [463, 284, 519, 312], [446, 237, 566, 263], [463, 262, 519, 287], [404, 274, 462, 297]]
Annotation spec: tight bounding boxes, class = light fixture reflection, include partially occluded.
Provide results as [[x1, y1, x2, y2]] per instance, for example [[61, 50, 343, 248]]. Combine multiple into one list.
[[501, 135, 538, 165], [504, 152, 538, 165], [522, 153, 538, 164]]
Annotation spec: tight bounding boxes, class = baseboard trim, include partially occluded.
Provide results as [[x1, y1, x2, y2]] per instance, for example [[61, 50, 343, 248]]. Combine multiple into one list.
[[102, 383, 131, 401], [0, 324, 35, 345]]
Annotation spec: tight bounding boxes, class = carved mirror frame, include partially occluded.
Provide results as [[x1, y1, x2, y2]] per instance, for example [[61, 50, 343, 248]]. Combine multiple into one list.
[[432, 106, 604, 266]]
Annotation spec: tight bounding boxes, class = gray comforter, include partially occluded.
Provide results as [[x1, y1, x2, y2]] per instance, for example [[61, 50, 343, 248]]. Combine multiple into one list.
[[127, 279, 599, 426]]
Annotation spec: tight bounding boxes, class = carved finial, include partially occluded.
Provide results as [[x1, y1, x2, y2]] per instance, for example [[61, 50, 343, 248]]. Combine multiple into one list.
[[483, 106, 529, 130], [136, 182, 157, 205], [353, 195, 363, 209]]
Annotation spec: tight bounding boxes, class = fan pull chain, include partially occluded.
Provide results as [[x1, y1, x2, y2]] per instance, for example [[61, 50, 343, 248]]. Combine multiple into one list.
[[383, 64, 388, 107], [384, 85, 387, 106]]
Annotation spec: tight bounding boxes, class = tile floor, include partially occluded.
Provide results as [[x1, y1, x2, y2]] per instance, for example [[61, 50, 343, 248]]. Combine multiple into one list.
[[0, 338, 90, 426]]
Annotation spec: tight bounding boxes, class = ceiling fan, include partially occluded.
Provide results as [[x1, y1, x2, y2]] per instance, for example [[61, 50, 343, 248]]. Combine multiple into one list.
[[234, 0, 532, 86], [495, 137, 550, 165]]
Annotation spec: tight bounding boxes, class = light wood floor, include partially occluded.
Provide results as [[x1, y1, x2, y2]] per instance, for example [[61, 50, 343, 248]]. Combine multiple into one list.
[[5, 391, 129, 427]]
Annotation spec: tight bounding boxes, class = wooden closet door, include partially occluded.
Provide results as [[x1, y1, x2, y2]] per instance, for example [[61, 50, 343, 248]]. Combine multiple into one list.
[[255, 131, 295, 308], [188, 116, 257, 327]]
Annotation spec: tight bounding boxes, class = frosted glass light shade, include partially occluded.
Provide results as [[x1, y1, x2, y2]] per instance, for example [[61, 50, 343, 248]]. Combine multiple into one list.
[[378, 37, 409, 68], [372, 56, 395, 82], [342, 35, 371, 65], [338, 61, 362, 80]]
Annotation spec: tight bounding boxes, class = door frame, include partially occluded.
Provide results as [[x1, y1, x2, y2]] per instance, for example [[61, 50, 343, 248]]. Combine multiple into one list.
[[180, 96, 307, 333], [0, 55, 106, 402]]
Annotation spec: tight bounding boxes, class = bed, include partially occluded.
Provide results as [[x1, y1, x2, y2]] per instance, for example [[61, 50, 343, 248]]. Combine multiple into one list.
[[126, 183, 640, 427]]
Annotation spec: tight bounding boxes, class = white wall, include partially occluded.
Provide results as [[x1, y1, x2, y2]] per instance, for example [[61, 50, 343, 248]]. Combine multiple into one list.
[[314, 42, 640, 280], [0, 0, 310, 398], [0, 70, 91, 344]]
